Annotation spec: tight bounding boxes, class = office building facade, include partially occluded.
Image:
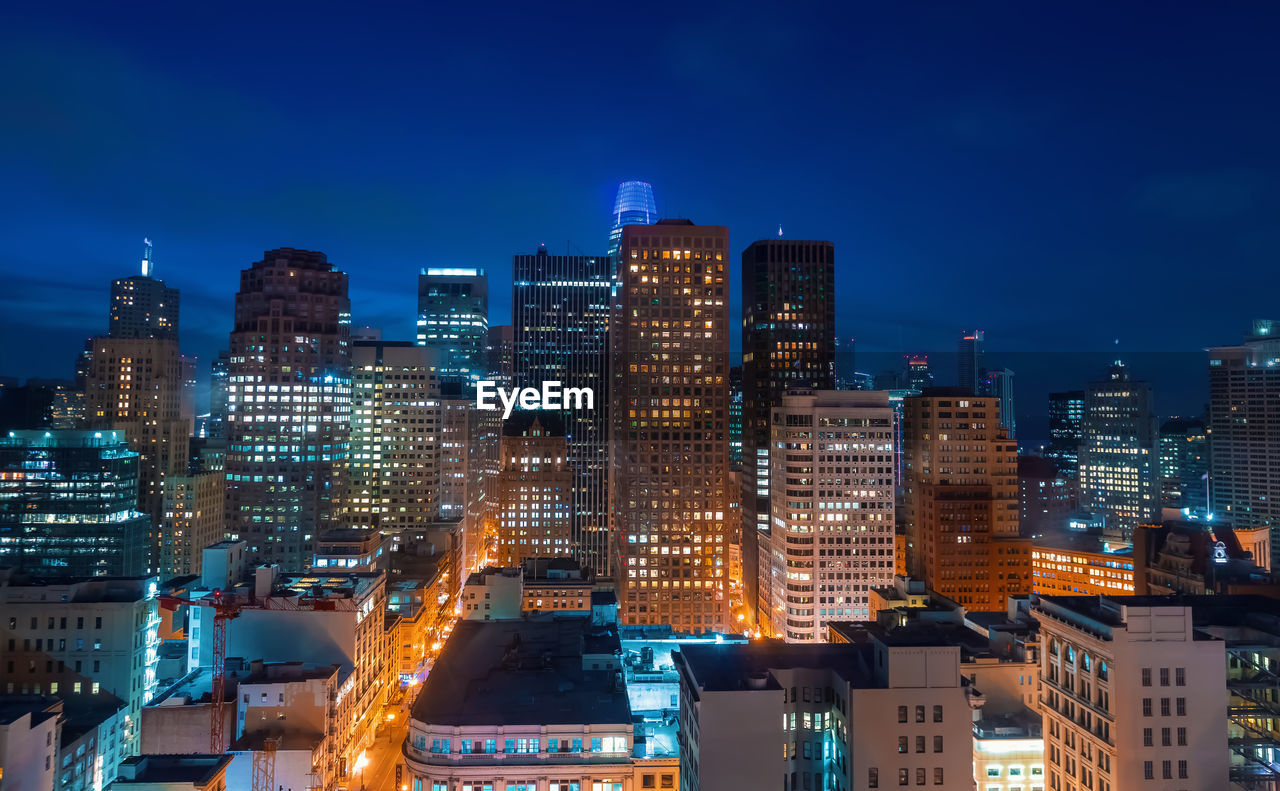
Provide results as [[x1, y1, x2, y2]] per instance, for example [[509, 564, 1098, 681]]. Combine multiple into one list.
[[612, 220, 731, 633], [1209, 320, 1280, 564], [1046, 390, 1084, 479], [741, 239, 835, 630], [761, 388, 895, 639], [1078, 362, 1157, 536], [903, 390, 1031, 610], [495, 415, 572, 567], [224, 248, 351, 570], [1157, 416, 1208, 511], [0, 430, 150, 577], [349, 340, 441, 533], [416, 267, 488, 388], [513, 248, 612, 573]]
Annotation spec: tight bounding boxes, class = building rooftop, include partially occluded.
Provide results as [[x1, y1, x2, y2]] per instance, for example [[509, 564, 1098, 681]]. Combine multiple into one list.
[[412, 617, 629, 727], [115, 754, 232, 784], [1034, 530, 1132, 556], [60, 693, 127, 747], [0, 695, 60, 727], [679, 641, 871, 692]]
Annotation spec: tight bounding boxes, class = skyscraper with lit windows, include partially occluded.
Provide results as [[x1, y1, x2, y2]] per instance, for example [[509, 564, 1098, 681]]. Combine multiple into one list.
[[903, 389, 1030, 610], [109, 239, 179, 341], [416, 268, 489, 388], [495, 414, 572, 566], [611, 219, 730, 633], [1078, 361, 1157, 535], [606, 181, 657, 260], [740, 238, 835, 630], [224, 248, 351, 570], [761, 387, 895, 639], [1209, 320, 1280, 562], [958, 330, 984, 394], [349, 339, 441, 533], [0, 429, 149, 577], [513, 247, 612, 573]]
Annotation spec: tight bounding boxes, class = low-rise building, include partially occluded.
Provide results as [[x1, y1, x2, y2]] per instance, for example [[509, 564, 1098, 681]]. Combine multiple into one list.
[[1033, 595, 1229, 791], [675, 624, 976, 791], [312, 528, 388, 572], [404, 616, 678, 790], [1032, 531, 1135, 596], [110, 754, 231, 790], [0, 695, 61, 791], [0, 573, 160, 757]]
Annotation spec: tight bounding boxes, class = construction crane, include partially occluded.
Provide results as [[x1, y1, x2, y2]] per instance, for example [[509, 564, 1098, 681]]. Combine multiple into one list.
[[251, 735, 278, 791], [159, 589, 242, 753]]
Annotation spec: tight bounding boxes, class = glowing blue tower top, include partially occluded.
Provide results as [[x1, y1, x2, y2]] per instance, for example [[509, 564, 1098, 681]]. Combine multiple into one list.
[[607, 180, 657, 260]]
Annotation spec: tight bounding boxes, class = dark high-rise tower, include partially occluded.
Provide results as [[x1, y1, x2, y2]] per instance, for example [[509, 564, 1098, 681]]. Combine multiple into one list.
[[740, 238, 835, 631], [513, 247, 612, 573], [224, 248, 351, 569], [612, 220, 730, 633], [416, 268, 489, 389], [1209, 320, 1280, 563], [607, 181, 657, 261], [1047, 390, 1084, 478], [958, 330, 985, 394], [109, 239, 179, 341]]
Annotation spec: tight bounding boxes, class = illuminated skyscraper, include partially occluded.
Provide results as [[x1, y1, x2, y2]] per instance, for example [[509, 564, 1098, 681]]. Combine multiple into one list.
[[1078, 361, 1157, 535], [224, 248, 351, 569], [495, 414, 572, 566], [612, 219, 730, 633], [741, 238, 835, 630], [606, 180, 657, 260], [0, 430, 150, 577], [84, 335, 188, 568], [904, 354, 933, 391], [513, 247, 612, 572], [904, 389, 1030, 610], [1209, 320, 1280, 560], [761, 387, 895, 639], [86, 241, 188, 571], [349, 340, 441, 533], [416, 268, 489, 388], [109, 239, 179, 341], [958, 329, 984, 394]]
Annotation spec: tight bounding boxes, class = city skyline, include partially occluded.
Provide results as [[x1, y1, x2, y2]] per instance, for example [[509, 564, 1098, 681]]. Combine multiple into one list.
[[5, 5, 1280, 398]]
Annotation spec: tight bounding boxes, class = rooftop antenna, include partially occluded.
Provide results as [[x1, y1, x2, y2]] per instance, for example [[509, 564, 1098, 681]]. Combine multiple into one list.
[[141, 238, 153, 277]]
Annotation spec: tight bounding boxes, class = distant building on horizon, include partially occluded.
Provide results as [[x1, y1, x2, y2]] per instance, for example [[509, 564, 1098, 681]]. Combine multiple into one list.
[[958, 329, 984, 394], [108, 238, 179, 341], [606, 180, 657, 260], [982, 366, 1016, 438]]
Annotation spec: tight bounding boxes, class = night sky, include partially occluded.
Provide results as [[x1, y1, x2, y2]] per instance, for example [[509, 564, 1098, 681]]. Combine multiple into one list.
[[3, 2, 1279, 441]]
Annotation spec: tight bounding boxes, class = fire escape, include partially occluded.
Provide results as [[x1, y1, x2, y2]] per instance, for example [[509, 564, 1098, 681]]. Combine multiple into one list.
[[1228, 645, 1280, 790]]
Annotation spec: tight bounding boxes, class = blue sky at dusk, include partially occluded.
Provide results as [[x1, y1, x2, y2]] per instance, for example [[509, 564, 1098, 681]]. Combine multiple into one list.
[[3, 2, 1279, 438]]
